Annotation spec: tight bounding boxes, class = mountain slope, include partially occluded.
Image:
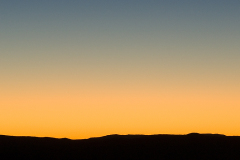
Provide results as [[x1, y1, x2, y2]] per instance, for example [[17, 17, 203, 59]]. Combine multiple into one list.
[[1, 133, 240, 159]]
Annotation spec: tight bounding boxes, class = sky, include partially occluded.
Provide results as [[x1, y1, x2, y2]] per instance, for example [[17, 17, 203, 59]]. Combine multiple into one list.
[[1, 0, 240, 139]]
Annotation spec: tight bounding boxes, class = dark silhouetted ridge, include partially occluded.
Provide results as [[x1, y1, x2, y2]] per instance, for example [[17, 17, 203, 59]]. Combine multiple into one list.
[[1, 133, 240, 160]]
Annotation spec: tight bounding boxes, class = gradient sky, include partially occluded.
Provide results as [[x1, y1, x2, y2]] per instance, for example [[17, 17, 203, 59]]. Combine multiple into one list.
[[1, 0, 240, 139]]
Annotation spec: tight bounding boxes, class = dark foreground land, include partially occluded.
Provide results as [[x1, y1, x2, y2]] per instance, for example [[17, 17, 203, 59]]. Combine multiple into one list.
[[1, 133, 240, 160]]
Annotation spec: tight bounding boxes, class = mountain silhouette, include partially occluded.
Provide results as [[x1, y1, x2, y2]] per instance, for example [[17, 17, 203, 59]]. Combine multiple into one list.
[[1, 133, 240, 160]]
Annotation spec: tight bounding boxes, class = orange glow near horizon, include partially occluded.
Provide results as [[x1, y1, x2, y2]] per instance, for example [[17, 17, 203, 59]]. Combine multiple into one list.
[[1, 79, 239, 139]]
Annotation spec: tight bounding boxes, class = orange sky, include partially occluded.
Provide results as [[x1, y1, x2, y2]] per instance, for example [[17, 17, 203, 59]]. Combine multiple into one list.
[[1, 1, 240, 139], [1, 77, 239, 139]]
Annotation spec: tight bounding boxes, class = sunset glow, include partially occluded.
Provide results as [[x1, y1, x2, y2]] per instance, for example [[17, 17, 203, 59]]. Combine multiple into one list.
[[1, 1, 239, 139]]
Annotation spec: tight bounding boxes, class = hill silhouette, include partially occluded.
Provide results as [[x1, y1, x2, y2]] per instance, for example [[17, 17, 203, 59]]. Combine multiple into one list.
[[1, 133, 240, 159]]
